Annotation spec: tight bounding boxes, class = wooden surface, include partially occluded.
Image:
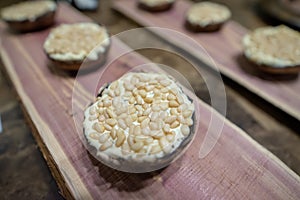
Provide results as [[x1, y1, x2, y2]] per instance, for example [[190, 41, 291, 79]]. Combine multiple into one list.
[[1, 2, 300, 199], [0, 69, 62, 199], [113, 0, 300, 121]]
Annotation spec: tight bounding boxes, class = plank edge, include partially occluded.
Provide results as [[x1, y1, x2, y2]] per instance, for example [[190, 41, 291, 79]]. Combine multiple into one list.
[[0, 47, 92, 200]]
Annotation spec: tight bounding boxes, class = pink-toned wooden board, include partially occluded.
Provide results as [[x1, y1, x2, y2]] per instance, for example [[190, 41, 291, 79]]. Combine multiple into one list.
[[113, 0, 300, 121], [1, 2, 300, 200]]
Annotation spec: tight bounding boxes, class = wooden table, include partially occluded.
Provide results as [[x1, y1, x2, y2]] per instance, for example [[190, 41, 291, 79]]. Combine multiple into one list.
[[0, 0, 299, 199]]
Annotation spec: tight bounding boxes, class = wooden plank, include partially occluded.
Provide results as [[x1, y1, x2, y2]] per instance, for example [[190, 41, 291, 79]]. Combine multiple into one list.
[[0, 2, 300, 199], [113, 0, 300, 121]]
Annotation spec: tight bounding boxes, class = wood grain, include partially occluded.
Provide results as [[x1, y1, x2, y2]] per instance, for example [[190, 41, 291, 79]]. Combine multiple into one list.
[[113, 0, 300, 121], [0, 2, 300, 199]]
